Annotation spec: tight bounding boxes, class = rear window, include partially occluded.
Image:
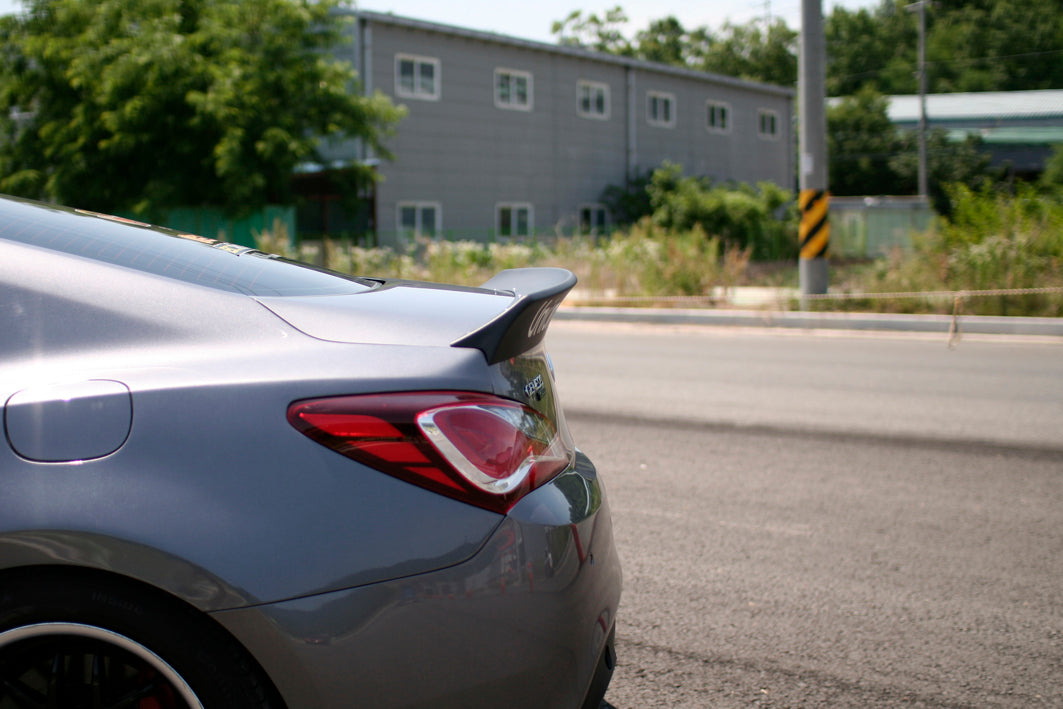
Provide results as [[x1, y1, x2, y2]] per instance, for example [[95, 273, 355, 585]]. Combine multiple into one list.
[[0, 198, 374, 297]]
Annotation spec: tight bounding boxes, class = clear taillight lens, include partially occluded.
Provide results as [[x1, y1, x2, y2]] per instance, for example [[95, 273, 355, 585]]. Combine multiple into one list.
[[287, 392, 573, 513]]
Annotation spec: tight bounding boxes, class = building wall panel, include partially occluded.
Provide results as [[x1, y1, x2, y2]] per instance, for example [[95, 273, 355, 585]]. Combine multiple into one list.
[[338, 13, 793, 244]]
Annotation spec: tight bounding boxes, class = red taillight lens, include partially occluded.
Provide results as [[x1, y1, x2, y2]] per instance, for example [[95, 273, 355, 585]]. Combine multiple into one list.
[[287, 392, 572, 513]]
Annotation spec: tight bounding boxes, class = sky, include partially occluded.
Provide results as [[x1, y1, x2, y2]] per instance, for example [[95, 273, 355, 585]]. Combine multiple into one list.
[[0, 0, 880, 43], [352, 0, 881, 43]]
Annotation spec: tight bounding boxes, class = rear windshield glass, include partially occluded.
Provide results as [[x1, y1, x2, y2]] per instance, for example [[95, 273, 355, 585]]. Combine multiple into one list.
[[0, 198, 374, 297]]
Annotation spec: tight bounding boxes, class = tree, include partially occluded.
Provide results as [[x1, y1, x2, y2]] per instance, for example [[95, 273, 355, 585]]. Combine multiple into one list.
[[890, 131, 992, 214], [694, 19, 797, 87], [551, 6, 633, 55], [825, 3, 916, 96], [555, 1, 1062, 94], [599, 169, 654, 226], [828, 87, 992, 209], [927, 0, 1063, 93], [0, 0, 404, 216], [552, 8, 798, 88], [826, 0, 1063, 96], [827, 88, 908, 196], [1038, 144, 1063, 191], [645, 163, 796, 258], [632, 16, 688, 66]]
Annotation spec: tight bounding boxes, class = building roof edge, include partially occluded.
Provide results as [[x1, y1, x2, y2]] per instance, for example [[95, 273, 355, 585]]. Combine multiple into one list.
[[346, 9, 795, 98]]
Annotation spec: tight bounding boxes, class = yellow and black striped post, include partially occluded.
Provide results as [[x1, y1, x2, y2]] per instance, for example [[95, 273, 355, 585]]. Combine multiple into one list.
[[798, 188, 829, 298], [799, 189, 829, 261]]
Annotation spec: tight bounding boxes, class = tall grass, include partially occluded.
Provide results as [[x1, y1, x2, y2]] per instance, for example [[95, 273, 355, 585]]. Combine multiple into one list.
[[258, 218, 750, 302], [255, 185, 1063, 317], [834, 185, 1063, 316]]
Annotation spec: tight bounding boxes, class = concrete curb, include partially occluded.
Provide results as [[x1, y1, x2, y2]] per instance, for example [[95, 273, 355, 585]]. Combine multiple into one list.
[[556, 306, 1063, 338]]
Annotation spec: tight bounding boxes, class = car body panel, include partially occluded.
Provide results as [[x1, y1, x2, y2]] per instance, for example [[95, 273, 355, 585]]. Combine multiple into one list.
[[5, 379, 133, 461], [256, 283, 512, 347], [212, 453, 620, 709], [0, 341, 506, 607]]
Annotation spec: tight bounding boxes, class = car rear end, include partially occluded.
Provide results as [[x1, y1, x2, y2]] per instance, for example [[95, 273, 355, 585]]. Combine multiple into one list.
[[0, 196, 620, 708], [236, 268, 622, 708]]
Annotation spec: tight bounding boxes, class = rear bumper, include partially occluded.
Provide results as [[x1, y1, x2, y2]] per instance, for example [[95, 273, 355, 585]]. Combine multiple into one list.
[[213, 452, 621, 709]]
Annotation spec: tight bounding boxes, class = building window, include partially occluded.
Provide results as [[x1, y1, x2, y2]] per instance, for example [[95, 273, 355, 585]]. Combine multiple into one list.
[[577, 80, 610, 119], [647, 92, 675, 128], [395, 54, 440, 101], [758, 109, 780, 139], [579, 204, 610, 234], [495, 68, 533, 111], [707, 101, 730, 133], [397, 202, 441, 239], [497, 203, 533, 238]]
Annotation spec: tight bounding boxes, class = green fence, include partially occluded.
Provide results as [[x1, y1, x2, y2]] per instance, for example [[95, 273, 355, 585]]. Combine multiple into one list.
[[149, 205, 296, 249], [831, 196, 935, 258]]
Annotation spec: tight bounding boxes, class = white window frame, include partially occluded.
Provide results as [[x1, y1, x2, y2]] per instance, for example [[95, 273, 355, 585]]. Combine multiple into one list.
[[397, 201, 442, 239], [706, 100, 731, 134], [577, 80, 610, 120], [496, 203, 534, 238], [494, 68, 533, 111], [758, 109, 780, 140], [646, 91, 676, 128], [395, 54, 440, 101], [578, 204, 610, 234]]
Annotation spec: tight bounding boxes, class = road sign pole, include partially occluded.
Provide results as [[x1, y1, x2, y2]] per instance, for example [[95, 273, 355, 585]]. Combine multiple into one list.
[[799, 0, 829, 303]]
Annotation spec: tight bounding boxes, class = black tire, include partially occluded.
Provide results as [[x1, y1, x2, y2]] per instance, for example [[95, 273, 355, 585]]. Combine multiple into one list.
[[0, 568, 281, 709]]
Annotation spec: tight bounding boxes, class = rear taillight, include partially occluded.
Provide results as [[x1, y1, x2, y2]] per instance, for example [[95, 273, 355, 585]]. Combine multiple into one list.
[[287, 392, 573, 513]]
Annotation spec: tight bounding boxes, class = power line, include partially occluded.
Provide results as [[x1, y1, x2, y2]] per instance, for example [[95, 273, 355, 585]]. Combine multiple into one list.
[[828, 47, 1063, 84], [929, 48, 1063, 68]]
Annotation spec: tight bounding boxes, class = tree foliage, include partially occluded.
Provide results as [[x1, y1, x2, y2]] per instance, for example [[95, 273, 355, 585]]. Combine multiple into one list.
[[1039, 144, 1063, 192], [632, 16, 693, 66], [552, 10, 797, 87], [827, 0, 1063, 95], [597, 164, 796, 259], [696, 20, 797, 87], [551, 6, 633, 56], [646, 164, 796, 259], [554, 1, 1063, 94], [827, 87, 909, 196], [824, 3, 917, 96], [0, 0, 404, 216], [600, 168, 654, 226], [554, 1, 1059, 200], [828, 88, 992, 212]]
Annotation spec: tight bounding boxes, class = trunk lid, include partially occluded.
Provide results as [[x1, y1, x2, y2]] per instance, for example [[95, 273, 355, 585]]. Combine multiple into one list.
[[255, 268, 576, 363]]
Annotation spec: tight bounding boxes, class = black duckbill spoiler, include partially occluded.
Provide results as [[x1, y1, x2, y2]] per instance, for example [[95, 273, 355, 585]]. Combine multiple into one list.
[[452, 268, 577, 364]]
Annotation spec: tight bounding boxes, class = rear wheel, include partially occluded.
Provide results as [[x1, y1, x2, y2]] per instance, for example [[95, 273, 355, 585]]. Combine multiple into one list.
[[0, 570, 279, 709]]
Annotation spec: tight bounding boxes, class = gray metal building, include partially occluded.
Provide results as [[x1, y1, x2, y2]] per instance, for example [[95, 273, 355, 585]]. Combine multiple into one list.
[[313, 11, 795, 247]]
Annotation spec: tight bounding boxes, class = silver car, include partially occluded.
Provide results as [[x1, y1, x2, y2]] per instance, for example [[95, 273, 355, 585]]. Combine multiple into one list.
[[0, 195, 621, 708]]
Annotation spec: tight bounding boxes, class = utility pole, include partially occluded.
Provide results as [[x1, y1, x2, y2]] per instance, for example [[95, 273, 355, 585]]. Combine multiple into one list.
[[907, 0, 929, 199], [799, 0, 829, 299]]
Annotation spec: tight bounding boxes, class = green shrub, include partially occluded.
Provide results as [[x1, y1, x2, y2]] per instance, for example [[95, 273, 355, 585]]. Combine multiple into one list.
[[646, 164, 797, 260], [839, 184, 1063, 316], [595, 219, 747, 297]]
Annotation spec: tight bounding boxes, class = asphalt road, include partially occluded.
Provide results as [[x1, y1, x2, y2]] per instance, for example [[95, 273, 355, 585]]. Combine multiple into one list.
[[545, 322, 1063, 708]]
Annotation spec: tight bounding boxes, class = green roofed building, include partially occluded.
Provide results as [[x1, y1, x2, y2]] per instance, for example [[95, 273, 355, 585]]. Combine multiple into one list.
[[887, 90, 1063, 179]]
